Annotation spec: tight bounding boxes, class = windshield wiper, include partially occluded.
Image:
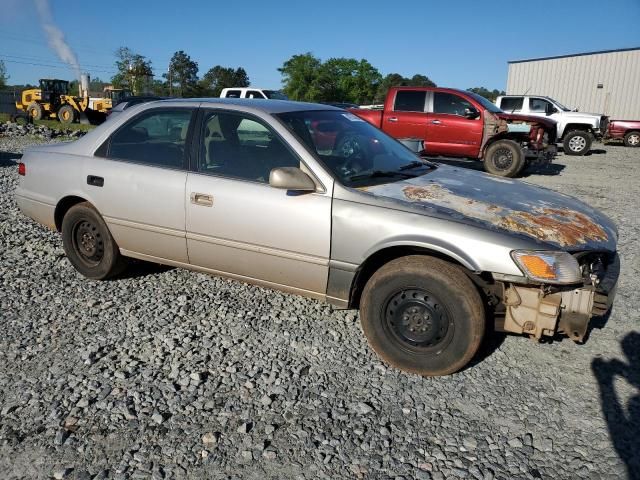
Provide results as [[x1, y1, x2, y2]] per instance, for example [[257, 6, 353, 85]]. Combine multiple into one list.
[[398, 160, 433, 171], [348, 170, 416, 182]]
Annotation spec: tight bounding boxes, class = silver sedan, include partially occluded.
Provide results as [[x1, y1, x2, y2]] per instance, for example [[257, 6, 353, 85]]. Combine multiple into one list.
[[15, 99, 619, 376]]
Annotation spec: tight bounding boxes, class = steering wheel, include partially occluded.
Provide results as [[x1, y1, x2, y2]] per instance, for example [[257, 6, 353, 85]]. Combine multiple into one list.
[[334, 131, 372, 176]]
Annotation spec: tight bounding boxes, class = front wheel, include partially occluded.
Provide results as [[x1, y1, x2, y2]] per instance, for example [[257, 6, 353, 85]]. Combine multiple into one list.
[[61, 202, 127, 279], [563, 130, 592, 155], [483, 139, 525, 177], [58, 104, 76, 125], [624, 131, 640, 147], [359, 256, 485, 376]]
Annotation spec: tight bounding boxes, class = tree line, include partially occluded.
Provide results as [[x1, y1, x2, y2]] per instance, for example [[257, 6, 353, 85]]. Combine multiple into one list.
[[0, 51, 505, 103]]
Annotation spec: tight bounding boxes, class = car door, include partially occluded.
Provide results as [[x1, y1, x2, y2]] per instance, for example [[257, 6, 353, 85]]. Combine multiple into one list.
[[185, 109, 332, 296], [425, 91, 483, 157], [88, 107, 195, 263], [382, 89, 430, 142], [529, 97, 554, 119]]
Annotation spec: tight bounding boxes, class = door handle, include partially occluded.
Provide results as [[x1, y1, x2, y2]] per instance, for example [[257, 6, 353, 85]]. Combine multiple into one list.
[[387, 117, 398, 123], [190, 192, 213, 207], [431, 120, 442, 125], [87, 175, 104, 187]]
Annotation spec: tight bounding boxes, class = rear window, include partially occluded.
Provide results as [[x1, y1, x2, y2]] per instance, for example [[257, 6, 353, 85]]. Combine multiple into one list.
[[393, 91, 427, 112], [500, 97, 523, 111]]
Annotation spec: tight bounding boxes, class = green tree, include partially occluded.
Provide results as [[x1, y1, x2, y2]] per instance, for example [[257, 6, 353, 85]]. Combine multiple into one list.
[[279, 53, 381, 104], [165, 50, 199, 97], [0, 60, 9, 89], [199, 66, 250, 97], [467, 87, 505, 102], [112, 47, 154, 95], [375, 73, 436, 102], [278, 52, 323, 101]]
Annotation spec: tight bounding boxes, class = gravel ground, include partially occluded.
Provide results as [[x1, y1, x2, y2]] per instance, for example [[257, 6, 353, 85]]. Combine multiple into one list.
[[1, 134, 639, 480]]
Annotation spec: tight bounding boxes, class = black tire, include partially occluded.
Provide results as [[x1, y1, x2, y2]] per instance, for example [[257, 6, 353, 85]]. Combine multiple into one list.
[[58, 104, 76, 125], [483, 139, 525, 177], [623, 131, 640, 147], [26, 102, 43, 121], [360, 255, 485, 376], [61, 202, 127, 280], [563, 130, 592, 155]]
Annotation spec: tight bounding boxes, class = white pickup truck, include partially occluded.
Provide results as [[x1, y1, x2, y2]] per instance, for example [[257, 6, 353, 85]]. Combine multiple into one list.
[[495, 95, 609, 156], [220, 88, 288, 100]]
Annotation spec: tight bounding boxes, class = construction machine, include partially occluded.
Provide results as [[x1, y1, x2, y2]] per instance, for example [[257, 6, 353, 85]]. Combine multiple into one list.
[[15, 74, 110, 125]]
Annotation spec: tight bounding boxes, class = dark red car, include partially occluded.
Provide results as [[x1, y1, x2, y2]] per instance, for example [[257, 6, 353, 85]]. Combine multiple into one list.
[[349, 87, 557, 177], [605, 119, 640, 147]]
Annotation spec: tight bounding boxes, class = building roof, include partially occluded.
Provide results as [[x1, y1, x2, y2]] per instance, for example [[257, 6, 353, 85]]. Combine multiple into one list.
[[508, 47, 640, 64]]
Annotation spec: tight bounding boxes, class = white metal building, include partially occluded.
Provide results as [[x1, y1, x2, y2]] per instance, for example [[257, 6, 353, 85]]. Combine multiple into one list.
[[506, 47, 640, 119]]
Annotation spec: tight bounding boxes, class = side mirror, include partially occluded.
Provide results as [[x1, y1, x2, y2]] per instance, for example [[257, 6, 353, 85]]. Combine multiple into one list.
[[269, 167, 316, 192], [464, 107, 480, 119]]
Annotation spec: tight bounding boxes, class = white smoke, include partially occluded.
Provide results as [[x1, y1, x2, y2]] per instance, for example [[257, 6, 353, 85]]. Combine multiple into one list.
[[33, 0, 82, 81]]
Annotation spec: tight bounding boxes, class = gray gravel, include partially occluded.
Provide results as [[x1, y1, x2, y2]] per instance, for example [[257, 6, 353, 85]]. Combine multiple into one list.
[[1, 134, 639, 480]]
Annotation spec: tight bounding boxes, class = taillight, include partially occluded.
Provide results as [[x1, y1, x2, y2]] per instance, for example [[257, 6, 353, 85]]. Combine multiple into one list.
[[18, 162, 26, 176]]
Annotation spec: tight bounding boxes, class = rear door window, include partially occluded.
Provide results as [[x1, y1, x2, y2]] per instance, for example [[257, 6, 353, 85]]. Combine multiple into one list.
[[225, 90, 242, 98], [500, 97, 524, 111], [106, 109, 193, 169], [393, 91, 427, 112]]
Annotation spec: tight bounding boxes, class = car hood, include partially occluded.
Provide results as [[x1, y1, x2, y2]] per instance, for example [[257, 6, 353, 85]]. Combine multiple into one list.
[[497, 112, 557, 129], [359, 165, 617, 252], [556, 111, 603, 122]]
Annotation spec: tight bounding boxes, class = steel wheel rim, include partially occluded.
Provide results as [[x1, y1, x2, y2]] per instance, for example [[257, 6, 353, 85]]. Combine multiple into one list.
[[492, 147, 513, 170], [569, 136, 587, 152], [628, 134, 640, 146], [72, 219, 104, 266], [383, 288, 454, 352]]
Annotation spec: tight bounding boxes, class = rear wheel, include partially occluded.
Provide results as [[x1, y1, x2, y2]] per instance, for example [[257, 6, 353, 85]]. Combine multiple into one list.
[[359, 256, 485, 376], [624, 131, 640, 147], [483, 139, 525, 177], [58, 104, 76, 125], [61, 202, 127, 279], [563, 130, 592, 155], [26, 102, 43, 120]]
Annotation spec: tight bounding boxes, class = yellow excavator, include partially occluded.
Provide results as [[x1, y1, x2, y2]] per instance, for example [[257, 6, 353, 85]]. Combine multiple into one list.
[[15, 75, 118, 125]]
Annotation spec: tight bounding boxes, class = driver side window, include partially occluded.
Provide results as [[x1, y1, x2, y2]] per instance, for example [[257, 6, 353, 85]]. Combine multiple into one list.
[[530, 98, 551, 113], [433, 92, 475, 117], [199, 111, 300, 183]]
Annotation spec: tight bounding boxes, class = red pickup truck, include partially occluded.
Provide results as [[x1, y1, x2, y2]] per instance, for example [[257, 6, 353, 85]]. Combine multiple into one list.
[[349, 87, 557, 177], [605, 119, 640, 147]]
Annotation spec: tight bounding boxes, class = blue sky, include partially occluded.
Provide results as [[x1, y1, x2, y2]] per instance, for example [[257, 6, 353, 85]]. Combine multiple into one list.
[[1, 0, 639, 90]]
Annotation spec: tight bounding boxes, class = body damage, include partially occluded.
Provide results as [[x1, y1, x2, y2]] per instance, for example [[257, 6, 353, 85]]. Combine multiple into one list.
[[360, 165, 616, 252]]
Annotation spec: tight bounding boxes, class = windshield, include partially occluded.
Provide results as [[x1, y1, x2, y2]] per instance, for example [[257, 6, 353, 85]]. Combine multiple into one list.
[[465, 91, 503, 113], [276, 110, 435, 188], [263, 90, 289, 100], [549, 98, 571, 111]]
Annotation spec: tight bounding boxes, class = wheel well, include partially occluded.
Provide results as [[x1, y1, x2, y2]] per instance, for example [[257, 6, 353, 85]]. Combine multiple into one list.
[[482, 135, 523, 154], [625, 129, 640, 135], [563, 124, 591, 136], [54, 196, 86, 231], [348, 246, 470, 309]]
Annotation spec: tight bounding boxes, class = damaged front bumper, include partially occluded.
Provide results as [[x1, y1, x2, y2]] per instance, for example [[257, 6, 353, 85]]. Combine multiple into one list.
[[497, 253, 619, 342]]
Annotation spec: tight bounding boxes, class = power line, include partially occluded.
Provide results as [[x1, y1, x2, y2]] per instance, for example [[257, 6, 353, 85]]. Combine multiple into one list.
[[0, 53, 116, 70], [0, 59, 118, 75]]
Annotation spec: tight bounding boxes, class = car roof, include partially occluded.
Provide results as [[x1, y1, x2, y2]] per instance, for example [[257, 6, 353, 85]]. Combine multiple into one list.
[[155, 98, 341, 114]]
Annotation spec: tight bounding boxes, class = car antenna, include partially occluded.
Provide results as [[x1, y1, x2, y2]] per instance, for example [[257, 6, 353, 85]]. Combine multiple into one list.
[[511, 86, 531, 114]]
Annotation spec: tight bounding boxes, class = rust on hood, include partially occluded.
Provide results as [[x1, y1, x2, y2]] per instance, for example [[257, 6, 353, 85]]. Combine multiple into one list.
[[401, 184, 608, 247]]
